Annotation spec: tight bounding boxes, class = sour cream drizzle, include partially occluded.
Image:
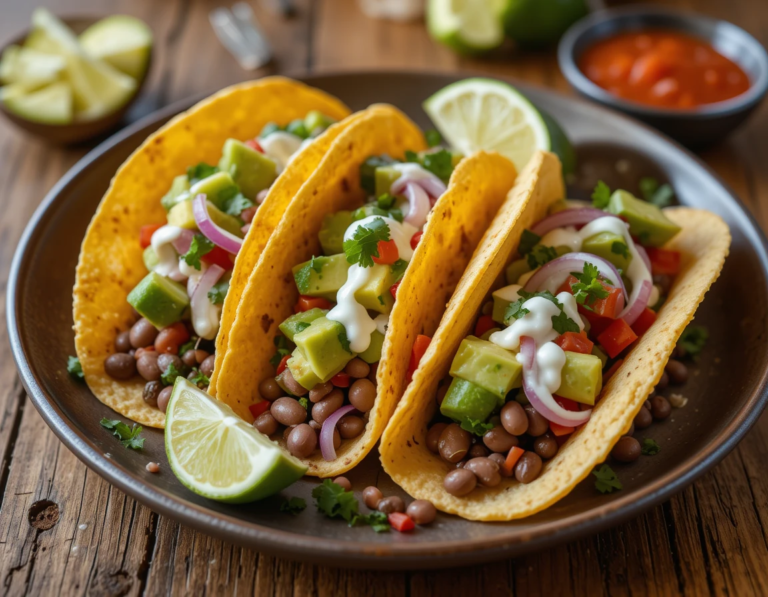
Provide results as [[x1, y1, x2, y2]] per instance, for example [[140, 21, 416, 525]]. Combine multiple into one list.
[[260, 132, 305, 172], [151, 225, 184, 277]]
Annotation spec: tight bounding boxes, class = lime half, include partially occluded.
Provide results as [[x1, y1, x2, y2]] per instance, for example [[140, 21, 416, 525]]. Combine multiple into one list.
[[427, 0, 505, 55], [79, 15, 153, 80], [424, 78, 574, 174], [165, 378, 307, 503]]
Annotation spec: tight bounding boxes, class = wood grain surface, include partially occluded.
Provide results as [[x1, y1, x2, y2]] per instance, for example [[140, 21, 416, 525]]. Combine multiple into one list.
[[1, 0, 767, 595]]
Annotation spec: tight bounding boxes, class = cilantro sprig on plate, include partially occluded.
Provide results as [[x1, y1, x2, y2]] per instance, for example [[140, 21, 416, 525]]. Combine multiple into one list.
[[593, 464, 622, 493], [100, 418, 145, 450], [343, 218, 390, 268], [312, 480, 390, 532], [67, 356, 84, 380]]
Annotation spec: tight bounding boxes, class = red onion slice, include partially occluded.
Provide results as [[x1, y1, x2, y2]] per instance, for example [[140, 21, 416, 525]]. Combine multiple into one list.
[[320, 405, 359, 461], [530, 208, 620, 236], [635, 244, 651, 272], [523, 253, 627, 301], [619, 278, 652, 325], [391, 172, 447, 199], [192, 194, 243, 255], [520, 336, 592, 427], [171, 228, 195, 255], [400, 182, 430, 228]]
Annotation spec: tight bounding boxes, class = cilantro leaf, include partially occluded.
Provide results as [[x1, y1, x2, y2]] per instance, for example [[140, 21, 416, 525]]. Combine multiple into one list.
[[641, 438, 661, 456], [360, 510, 390, 532], [390, 259, 408, 283], [678, 325, 708, 359], [161, 362, 182, 386], [377, 193, 396, 209], [220, 189, 253, 217], [460, 418, 494, 437], [639, 177, 675, 208], [422, 149, 455, 181], [179, 339, 197, 356], [551, 310, 580, 335], [503, 299, 530, 325], [67, 356, 84, 380], [298, 397, 309, 410], [404, 150, 419, 163], [269, 335, 292, 369], [189, 369, 210, 387], [518, 229, 541, 256], [312, 479, 359, 523], [592, 180, 611, 209], [343, 217, 390, 268], [187, 163, 218, 184], [208, 280, 229, 305], [280, 497, 307, 515], [611, 241, 629, 260], [425, 129, 442, 148], [100, 418, 145, 450], [183, 234, 214, 270], [569, 263, 610, 309], [526, 244, 558, 269], [338, 329, 352, 353], [517, 289, 559, 307], [387, 208, 404, 223], [295, 322, 311, 334], [294, 256, 324, 294], [593, 464, 622, 493]]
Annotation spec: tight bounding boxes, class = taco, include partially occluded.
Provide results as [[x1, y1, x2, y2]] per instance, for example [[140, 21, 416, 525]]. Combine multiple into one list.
[[73, 77, 350, 428], [212, 104, 518, 476], [380, 150, 730, 520]]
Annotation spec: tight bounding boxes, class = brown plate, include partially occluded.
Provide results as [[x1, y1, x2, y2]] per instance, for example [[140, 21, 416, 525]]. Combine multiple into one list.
[[7, 72, 768, 570]]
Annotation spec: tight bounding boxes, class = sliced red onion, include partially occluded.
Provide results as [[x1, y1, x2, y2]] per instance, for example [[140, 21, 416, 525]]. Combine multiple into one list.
[[320, 405, 359, 461], [520, 336, 592, 427], [171, 228, 195, 255], [391, 172, 447, 199], [400, 182, 430, 228], [635, 244, 651, 273], [192, 194, 243, 255], [256, 189, 269, 205], [619, 278, 652, 325], [530, 208, 620, 236], [524, 253, 627, 301]]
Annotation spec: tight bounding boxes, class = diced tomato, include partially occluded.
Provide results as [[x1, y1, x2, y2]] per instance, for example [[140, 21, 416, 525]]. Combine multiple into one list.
[[276, 355, 290, 375], [604, 358, 624, 382], [631, 307, 657, 337], [388, 512, 415, 532], [474, 315, 496, 338], [372, 239, 399, 265], [245, 139, 264, 152], [296, 296, 334, 312], [248, 401, 270, 419], [559, 275, 622, 319], [410, 231, 424, 250], [549, 422, 575, 437], [140, 224, 163, 249], [201, 245, 234, 270], [597, 319, 638, 358], [389, 280, 402, 300], [555, 396, 579, 411], [331, 372, 351, 388], [647, 247, 681, 275], [406, 335, 431, 383], [503, 446, 525, 475], [549, 396, 578, 436], [555, 331, 593, 354]]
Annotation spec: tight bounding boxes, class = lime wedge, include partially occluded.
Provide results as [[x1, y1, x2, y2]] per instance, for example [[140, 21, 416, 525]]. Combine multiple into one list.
[[0, 45, 66, 90], [2, 81, 73, 124], [165, 378, 307, 503], [79, 16, 152, 80], [427, 0, 505, 55], [423, 78, 574, 174]]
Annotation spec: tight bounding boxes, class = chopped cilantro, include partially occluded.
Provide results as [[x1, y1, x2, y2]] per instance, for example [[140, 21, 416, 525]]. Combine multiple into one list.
[[390, 259, 408, 282], [360, 510, 390, 532], [551, 310, 580, 334], [219, 188, 253, 217], [388, 208, 404, 223], [569, 262, 610, 309], [294, 255, 324, 294], [312, 479, 359, 523], [641, 438, 661, 456], [404, 149, 419, 163], [518, 229, 541, 256], [514, 289, 580, 334], [460, 418, 494, 437], [360, 155, 395, 195], [503, 299, 530, 325], [678, 325, 708, 359], [100, 418, 145, 450], [611, 241, 630, 260], [179, 339, 197, 356], [526, 244, 558, 270], [67, 356, 84, 380], [280, 497, 307, 515], [298, 397, 309, 410], [183, 234, 214, 270], [269, 335, 292, 369], [161, 362, 182, 386], [377, 193, 396, 209], [295, 322, 311, 334], [422, 149, 455, 181], [187, 163, 218, 184], [343, 217, 390, 268], [189, 369, 210, 387], [208, 280, 229, 305], [259, 122, 283, 139], [593, 464, 622, 493], [338, 329, 352, 353], [425, 129, 442, 148], [639, 177, 675, 208], [592, 180, 611, 209], [377, 295, 385, 306]]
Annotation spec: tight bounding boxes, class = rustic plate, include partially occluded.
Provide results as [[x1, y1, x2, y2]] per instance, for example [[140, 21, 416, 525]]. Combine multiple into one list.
[[8, 72, 768, 570]]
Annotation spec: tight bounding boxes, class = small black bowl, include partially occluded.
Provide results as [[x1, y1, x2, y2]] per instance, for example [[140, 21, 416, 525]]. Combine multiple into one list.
[[558, 5, 768, 148]]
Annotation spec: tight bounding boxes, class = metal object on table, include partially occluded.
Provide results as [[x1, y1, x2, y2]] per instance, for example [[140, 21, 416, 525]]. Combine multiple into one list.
[[209, 2, 272, 70]]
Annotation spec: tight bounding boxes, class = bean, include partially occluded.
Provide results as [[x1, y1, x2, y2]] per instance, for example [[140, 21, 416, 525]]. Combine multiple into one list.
[[129, 318, 158, 349], [281, 368, 308, 396], [333, 476, 352, 492], [444, 468, 477, 497], [115, 331, 132, 353], [533, 434, 558, 460], [333, 428, 341, 450], [426, 423, 447, 454], [134, 347, 155, 361], [643, 399, 652, 410], [312, 389, 344, 424], [338, 415, 365, 439], [363, 486, 383, 509], [309, 381, 333, 403], [200, 355, 216, 378], [624, 423, 635, 437], [287, 424, 317, 458], [367, 362, 379, 385], [283, 426, 294, 440], [464, 457, 501, 487], [488, 453, 512, 477], [146, 462, 160, 473], [656, 371, 669, 391], [483, 425, 518, 453], [673, 343, 687, 359], [344, 358, 370, 379], [309, 420, 321, 430], [377, 496, 405, 514], [469, 444, 489, 458], [143, 381, 162, 407], [182, 349, 198, 368], [104, 353, 136, 380], [650, 395, 672, 420], [157, 353, 182, 374], [665, 359, 688, 384], [348, 379, 376, 412], [524, 405, 549, 437], [240, 206, 257, 223], [259, 377, 283, 401], [407, 500, 436, 525], [194, 350, 209, 364], [154, 325, 186, 354], [158, 386, 173, 413], [438, 424, 471, 463], [634, 405, 653, 429], [253, 412, 278, 436], [136, 353, 161, 381], [271, 397, 307, 426], [436, 382, 450, 406], [501, 401, 529, 436], [612, 436, 641, 462], [514, 451, 543, 484]]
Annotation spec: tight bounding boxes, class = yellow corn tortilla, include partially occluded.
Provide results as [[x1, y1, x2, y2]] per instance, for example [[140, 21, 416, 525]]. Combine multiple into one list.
[[73, 77, 350, 428], [380, 150, 731, 521], [213, 105, 518, 477]]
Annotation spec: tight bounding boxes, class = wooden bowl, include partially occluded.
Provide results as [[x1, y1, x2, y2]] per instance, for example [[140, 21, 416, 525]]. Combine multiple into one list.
[[0, 16, 152, 145]]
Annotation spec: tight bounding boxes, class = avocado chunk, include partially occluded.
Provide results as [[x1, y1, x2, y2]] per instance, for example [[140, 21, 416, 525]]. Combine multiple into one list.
[[449, 336, 522, 402], [318, 211, 353, 255], [557, 351, 603, 406], [440, 377, 499, 424], [304, 110, 335, 135], [167, 199, 244, 238], [160, 174, 191, 211], [374, 165, 402, 198], [360, 155, 396, 196], [292, 254, 350, 301], [354, 263, 395, 314], [491, 285, 521, 325], [358, 330, 384, 364], [127, 271, 189, 329], [351, 203, 401, 223], [505, 258, 530, 285], [278, 308, 328, 342], [218, 138, 277, 200], [582, 231, 632, 271], [287, 348, 322, 391], [142, 245, 159, 271], [188, 171, 241, 212], [293, 316, 355, 382], [606, 190, 681, 247]]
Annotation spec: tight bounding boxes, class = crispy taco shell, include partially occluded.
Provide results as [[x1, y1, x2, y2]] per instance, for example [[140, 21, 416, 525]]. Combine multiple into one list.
[[380, 150, 731, 520]]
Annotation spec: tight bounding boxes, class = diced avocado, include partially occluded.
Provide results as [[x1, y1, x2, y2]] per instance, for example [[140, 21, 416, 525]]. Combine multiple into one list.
[[606, 190, 681, 247], [449, 336, 522, 402], [591, 345, 608, 368], [351, 204, 391, 222], [292, 254, 350, 301], [360, 155, 396, 195], [167, 199, 244, 238], [142, 245, 159, 271], [354, 263, 395, 314], [491, 285, 521, 325], [127, 271, 189, 329], [188, 171, 240, 212], [582, 231, 632, 271], [358, 330, 384, 364], [505, 258, 530, 285], [218, 138, 277, 199], [278, 308, 328, 342], [557, 351, 603, 406], [304, 110, 334, 135], [160, 174, 191, 211], [440, 377, 499, 423], [293, 316, 355, 382], [318, 211, 353, 255], [287, 348, 322, 390], [286, 118, 309, 139], [375, 166, 402, 198]]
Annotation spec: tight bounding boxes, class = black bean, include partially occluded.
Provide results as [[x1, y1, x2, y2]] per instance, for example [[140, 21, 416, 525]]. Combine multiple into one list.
[[253, 412, 278, 436], [634, 406, 653, 429], [464, 457, 501, 487], [655, 371, 669, 391], [143, 381, 162, 407], [407, 500, 436, 525], [523, 405, 549, 437], [136, 353, 161, 382], [362, 486, 383, 509], [157, 353, 182, 374], [650, 395, 672, 420], [129, 318, 158, 349], [427, 423, 448, 454], [338, 415, 365, 439], [377, 495, 405, 513], [259, 377, 283, 401], [104, 353, 136, 380], [488, 453, 512, 477], [158, 386, 173, 413], [309, 381, 333, 403], [514, 451, 543, 484], [311, 389, 344, 425], [200, 355, 216, 378], [348, 379, 376, 412], [182, 349, 198, 368], [665, 359, 688, 384], [501, 401, 529, 436], [533, 434, 558, 460], [287, 424, 316, 458], [444, 468, 477, 496], [469, 444, 489, 458], [483, 425, 518, 453], [333, 476, 352, 492], [271, 397, 307, 426], [612, 436, 641, 462], [344, 358, 370, 379], [438, 424, 471, 463], [115, 331, 132, 353]]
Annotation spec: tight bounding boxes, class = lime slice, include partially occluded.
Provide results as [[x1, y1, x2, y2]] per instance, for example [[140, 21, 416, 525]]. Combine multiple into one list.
[[2, 81, 73, 124], [0, 45, 66, 90], [80, 16, 153, 80], [424, 78, 574, 174], [165, 378, 307, 503], [427, 0, 505, 55]]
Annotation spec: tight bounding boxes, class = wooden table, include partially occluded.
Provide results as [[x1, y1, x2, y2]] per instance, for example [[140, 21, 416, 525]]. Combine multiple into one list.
[[2, 0, 767, 594]]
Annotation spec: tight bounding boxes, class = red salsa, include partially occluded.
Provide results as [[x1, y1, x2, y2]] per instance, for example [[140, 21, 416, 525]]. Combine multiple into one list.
[[579, 30, 751, 109]]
